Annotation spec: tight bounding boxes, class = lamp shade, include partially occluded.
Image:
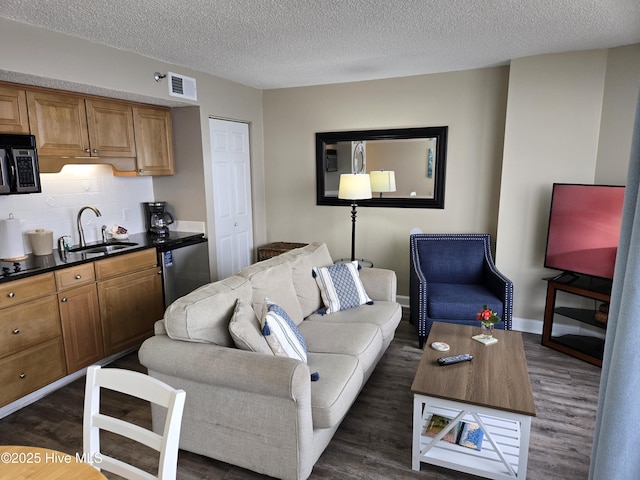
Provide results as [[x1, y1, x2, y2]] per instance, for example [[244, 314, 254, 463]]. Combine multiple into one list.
[[338, 174, 372, 200], [369, 170, 396, 193]]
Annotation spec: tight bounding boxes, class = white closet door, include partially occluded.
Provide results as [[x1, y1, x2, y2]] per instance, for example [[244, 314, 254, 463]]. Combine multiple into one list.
[[210, 118, 253, 279]]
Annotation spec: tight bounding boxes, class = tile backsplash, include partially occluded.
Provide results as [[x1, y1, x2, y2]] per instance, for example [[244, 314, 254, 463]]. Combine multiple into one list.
[[0, 164, 154, 253]]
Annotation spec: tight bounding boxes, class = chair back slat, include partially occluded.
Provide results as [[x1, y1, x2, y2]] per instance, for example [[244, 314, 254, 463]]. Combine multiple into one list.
[[83, 365, 186, 480]]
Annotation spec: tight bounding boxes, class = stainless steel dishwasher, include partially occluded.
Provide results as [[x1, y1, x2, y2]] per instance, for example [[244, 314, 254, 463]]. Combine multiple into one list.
[[156, 234, 210, 308]]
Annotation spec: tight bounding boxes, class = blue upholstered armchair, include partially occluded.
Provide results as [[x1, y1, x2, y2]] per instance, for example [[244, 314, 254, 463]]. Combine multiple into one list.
[[409, 234, 513, 348]]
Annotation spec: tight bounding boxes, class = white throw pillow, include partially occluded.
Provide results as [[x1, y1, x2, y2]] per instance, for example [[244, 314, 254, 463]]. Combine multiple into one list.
[[312, 261, 373, 314], [260, 299, 308, 363], [229, 299, 272, 354]]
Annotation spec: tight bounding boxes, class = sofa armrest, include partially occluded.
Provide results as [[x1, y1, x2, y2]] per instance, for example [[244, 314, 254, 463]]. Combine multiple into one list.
[[139, 335, 311, 399], [154, 319, 167, 335], [140, 335, 316, 480], [358, 267, 397, 302]]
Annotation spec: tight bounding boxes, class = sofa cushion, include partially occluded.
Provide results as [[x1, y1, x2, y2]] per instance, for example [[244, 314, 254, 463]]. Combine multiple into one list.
[[229, 299, 272, 354], [312, 261, 372, 314], [281, 243, 334, 318], [164, 275, 251, 346], [428, 283, 504, 320], [238, 261, 304, 326], [261, 299, 308, 363], [307, 352, 363, 429], [305, 301, 402, 344], [298, 321, 382, 376]]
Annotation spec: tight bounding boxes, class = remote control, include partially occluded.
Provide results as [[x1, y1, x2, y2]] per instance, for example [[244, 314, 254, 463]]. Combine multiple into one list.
[[437, 353, 473, 366]]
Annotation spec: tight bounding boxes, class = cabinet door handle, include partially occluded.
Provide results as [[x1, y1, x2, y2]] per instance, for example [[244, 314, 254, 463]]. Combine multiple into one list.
[[12, 328, 20, 334], [75, 274, 82, 280], [93, 149, 98, 154], [138, 169, 144, 173], [85, 148, 91, 153], [19, 373, 26, 379], [61, 297, 68, 303], [7, 292, 14, 298]]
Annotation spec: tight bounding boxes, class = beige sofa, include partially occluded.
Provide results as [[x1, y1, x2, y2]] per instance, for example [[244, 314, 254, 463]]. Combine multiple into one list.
[[139, 242, 402, 480]]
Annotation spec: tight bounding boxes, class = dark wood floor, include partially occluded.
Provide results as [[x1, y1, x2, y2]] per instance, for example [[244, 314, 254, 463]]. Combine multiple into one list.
[[0, 314, 600, 479]]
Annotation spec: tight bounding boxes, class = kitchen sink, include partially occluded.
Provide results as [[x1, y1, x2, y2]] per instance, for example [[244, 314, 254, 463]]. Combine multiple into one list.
[[68, 241, 138, 254]]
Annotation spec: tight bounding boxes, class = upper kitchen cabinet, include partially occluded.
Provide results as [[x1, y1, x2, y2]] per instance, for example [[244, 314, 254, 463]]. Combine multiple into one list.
[[1, 81, 175, 176], [0, 85, 30, 133], [26, 90, 136, 171], [86, 99, 136, 158], [132, 106, 175, 176]]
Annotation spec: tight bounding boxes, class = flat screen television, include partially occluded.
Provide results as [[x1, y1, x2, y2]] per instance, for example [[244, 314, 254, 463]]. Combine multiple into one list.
[[544, 183, 625, 280]]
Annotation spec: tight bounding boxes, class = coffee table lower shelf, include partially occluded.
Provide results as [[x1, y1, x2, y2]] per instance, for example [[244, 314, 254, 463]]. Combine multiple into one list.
[[412, 395, 532, 479]]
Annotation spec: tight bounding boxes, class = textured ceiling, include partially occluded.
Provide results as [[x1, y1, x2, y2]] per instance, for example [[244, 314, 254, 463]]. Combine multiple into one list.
[[1, 0, 639, 90]]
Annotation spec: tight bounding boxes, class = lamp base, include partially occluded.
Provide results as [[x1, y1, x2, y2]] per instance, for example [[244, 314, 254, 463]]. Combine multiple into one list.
[[334, 258, 374, 268]]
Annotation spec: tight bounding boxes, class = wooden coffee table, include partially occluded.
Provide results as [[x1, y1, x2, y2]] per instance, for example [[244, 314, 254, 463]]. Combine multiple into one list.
[[411, 323, 536, 479]]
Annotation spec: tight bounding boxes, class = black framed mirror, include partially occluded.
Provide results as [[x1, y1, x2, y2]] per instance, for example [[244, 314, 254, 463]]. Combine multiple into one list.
[[316, 126, 448, 208]]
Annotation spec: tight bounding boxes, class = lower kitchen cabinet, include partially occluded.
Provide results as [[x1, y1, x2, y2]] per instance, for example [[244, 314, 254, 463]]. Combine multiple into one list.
[[0, 273, 66, 408], [55, 262, 103, 374], [0, 295, 61, 358], [0, 338, 67, 406], [58, 284, 104, 373], [0, 248, 164, 409], [96, 249, 164, 356]]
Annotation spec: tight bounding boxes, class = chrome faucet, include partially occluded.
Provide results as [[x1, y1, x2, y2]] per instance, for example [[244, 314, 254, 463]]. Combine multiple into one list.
[[77, 206, 102, 248]]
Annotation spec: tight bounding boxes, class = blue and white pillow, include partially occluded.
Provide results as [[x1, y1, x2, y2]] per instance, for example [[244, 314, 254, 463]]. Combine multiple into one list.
[[260, 299, 308, 362], [261, 299, 319, 381], [312, 261, 373, 314]]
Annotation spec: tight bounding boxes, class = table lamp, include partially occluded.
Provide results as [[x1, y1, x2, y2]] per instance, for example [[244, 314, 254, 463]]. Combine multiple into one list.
[[338, 173, 372, 262], [370, 170, 396, 198]]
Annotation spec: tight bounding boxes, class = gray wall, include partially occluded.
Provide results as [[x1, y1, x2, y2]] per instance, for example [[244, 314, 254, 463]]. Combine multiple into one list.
[[263, 46, 640, 331]]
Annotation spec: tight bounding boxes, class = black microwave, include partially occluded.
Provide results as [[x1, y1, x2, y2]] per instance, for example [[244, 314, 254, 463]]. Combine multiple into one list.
[[0, 133, 41, 195]]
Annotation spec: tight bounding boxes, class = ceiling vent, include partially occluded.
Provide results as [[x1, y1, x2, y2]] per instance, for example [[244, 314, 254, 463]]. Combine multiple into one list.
[[168, 72, 197, 101]]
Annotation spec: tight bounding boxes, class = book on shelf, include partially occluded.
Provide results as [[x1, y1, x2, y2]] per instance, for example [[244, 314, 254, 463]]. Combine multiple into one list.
[[423, 414, 459, 444], [457, 421, 484, 451], [423, 414, 484, 451]]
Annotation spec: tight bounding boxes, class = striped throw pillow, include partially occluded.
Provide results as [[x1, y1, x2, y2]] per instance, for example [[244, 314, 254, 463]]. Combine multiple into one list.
[[312, 261, 373, 314], [260, 299, 308, 363]]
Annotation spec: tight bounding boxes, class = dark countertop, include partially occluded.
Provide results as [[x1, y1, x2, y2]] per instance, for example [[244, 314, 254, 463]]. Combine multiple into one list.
[[0, 231, 206, 284]]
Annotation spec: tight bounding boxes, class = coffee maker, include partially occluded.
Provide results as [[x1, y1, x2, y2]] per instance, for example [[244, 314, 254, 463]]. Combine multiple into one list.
[[143, 201, 175, 236]]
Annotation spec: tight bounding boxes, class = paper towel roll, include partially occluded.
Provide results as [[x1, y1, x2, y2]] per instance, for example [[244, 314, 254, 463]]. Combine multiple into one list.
[[0, 216, 26, 260]]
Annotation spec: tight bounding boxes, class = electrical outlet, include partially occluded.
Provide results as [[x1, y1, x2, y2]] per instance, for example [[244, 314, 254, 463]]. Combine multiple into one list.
[[122, 208, 130, 223]]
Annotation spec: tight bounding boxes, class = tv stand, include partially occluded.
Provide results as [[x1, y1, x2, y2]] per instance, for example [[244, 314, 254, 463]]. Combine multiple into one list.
[[542, 276, 610, 367], [550, 271, 579, 283]]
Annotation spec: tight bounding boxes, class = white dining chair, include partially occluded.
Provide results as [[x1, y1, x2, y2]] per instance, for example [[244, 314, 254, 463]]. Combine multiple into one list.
[[83, 365, 186, 480]]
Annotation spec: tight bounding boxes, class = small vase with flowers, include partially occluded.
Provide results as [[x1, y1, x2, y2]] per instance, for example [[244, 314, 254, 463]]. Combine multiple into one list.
[[473, 305, 500, 344]]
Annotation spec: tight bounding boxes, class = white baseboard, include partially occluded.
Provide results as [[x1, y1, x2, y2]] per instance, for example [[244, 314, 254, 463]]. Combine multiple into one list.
[[512, 317, 543, 334], [398, 299, 601, 339], [397, 294, 410, 308]]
